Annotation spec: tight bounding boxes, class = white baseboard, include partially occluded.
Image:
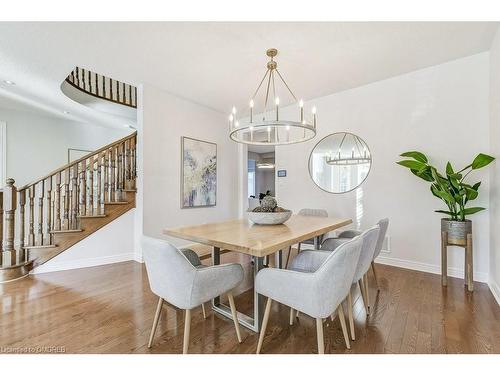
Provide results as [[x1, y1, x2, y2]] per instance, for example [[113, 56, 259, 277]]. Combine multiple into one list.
[[375, 255, 488, 283], [32, 253, 137, 274], [133, 252, 144, 263], [488, 279, 500, 306]]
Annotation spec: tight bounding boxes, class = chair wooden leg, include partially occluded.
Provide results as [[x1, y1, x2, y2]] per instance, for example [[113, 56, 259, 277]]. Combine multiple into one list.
[[148, 297, 163, 348], [256, 298, 273, 354], [183, 309, 191, 354], [371, 261, 380, 291], [364, 273, 370, 314], [297, 242, 301, 254], [285, 245, 292, 269], [227, 292, 242, 343], [337, 304, 351, 349], [358, 279, 369, 316], [201, 303, 206, 319], [289, 308, 295, 325], [316, 318, 325, 354], [347, 290, 355, 340]]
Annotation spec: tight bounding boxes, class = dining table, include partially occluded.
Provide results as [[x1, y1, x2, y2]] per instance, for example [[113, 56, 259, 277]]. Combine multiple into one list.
[[164, 214, 352, 332]]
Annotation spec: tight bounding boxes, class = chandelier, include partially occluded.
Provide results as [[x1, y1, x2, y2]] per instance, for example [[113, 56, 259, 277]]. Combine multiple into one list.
[[325, 132, 371, 166], [228, 48, 317, 146]]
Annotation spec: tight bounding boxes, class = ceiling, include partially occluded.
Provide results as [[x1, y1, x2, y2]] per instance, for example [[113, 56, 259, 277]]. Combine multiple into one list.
[[0, 22, 498, 128]]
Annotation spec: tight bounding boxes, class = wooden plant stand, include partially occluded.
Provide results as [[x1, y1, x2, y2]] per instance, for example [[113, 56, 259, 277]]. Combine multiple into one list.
[[441, 231, 473, 291]]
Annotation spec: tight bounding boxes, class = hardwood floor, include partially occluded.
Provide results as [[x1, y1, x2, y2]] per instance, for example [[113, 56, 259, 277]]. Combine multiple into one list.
[[1, 259, 499, 354]]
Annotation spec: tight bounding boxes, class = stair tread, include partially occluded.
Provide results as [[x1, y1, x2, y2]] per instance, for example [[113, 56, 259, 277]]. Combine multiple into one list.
[[105, 201, 129, 205], [78, 214, 107, 218], [50, 229, 84, 234], [23, 244, 57, 249]]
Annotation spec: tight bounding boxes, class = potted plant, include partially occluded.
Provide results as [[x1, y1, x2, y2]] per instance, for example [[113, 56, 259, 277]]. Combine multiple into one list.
[[396, 151, 494, 245]]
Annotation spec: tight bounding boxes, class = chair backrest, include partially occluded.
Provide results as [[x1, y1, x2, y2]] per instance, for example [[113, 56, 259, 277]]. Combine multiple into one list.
[[298, 208, 328, 217], [373, 218, 389, 259], [313, 236, 363, 317], [142, 237, 197, 308], [353, 225, 380, 283]]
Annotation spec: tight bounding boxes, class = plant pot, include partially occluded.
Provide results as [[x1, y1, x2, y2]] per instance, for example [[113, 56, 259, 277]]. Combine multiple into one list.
[[441, 218, 472, 246]]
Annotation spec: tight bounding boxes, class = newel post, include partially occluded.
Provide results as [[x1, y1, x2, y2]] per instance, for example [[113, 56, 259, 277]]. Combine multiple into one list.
[[3, 178, 17, 253]]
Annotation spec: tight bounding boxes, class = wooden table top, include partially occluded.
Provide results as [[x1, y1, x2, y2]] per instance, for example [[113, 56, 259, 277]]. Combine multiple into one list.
[[163, 215, 353, 257]]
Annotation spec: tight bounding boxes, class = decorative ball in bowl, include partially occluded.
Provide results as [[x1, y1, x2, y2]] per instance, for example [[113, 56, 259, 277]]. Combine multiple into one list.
[[247, 196, 292, 225]]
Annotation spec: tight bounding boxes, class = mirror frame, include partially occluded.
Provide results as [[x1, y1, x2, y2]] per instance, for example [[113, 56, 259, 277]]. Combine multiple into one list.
[[307, 132, 373, 194]]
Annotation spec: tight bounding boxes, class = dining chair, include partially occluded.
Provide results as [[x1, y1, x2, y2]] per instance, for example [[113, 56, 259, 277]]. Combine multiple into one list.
[[142, 238, 244, 354], [255, 236, 363, 354], [284, 208, 329, 268], [322, 218, 389, 290], [318, 226, 380, 340]]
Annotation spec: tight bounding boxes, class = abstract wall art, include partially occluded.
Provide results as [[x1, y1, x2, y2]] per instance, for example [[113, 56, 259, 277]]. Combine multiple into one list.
[[181, 136, 217, 208]]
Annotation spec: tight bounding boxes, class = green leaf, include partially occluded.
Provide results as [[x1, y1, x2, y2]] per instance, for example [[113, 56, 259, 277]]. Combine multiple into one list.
[[435, 210, 455, 216], [472, 182, 481, 191], [471, 153, 495, 170], [461, 207, 485, 216], [448, 175, 460, 191], [411, 168, 434, 182], [465, 187, 479, 201], [397, 160, 427, 170], [446, 162, 454, 175], [430, 184, 441, 198], [432, 187, 456, 205], [400, 151, 428, 163]]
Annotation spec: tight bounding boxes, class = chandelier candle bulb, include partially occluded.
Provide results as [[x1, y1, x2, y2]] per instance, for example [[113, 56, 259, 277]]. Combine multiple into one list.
[[275, 97, 280, 121], [312, 106, 317, 128], [250, 99, 254, 123], [299, 99, 304, 122]]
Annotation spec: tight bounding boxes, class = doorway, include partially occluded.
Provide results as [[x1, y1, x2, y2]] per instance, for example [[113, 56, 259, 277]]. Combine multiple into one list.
[[247, 145, 275, 210]]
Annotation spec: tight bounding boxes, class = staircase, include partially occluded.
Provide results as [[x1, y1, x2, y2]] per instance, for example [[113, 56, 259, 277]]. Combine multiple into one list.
[[0, 132, 137, 282]]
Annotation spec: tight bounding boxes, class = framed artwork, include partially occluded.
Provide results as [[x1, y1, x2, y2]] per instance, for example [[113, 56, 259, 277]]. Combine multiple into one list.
[[181, 136, 217, 208]]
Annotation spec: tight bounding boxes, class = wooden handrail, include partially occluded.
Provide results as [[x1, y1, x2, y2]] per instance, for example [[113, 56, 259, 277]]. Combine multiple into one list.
[[65, 67, 137, 109], [18, 132, 137, 191]]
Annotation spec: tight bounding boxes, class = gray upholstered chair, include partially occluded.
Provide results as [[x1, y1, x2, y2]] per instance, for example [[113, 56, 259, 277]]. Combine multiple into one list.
[[142, 238, 244, 354], [301, 226, 380, 341], [284, 208, 329, 268], [322, 218, 389, 290], [255, 236, 363, 354]]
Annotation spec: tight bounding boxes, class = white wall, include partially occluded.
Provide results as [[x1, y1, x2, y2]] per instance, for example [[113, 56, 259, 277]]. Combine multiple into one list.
[[33, 210, 136, 273], [489, 29, 500, 303], [0, 107, 129, 186], [275, 53, 491, 281], [140, 84, 239, 247]]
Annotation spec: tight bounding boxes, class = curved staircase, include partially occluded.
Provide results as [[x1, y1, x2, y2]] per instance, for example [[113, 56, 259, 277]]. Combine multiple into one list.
[[0, 132, 137, 282]]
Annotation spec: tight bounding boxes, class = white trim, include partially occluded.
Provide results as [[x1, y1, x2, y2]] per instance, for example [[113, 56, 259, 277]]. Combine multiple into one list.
[[488, 279, 500, 306], [375, 255, 488, 283], [0, 121, 6, 185], [31, 252, 137, 274]]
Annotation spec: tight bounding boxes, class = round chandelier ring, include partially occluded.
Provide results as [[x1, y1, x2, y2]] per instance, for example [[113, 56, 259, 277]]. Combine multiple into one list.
[[229, 120, 316, 146]]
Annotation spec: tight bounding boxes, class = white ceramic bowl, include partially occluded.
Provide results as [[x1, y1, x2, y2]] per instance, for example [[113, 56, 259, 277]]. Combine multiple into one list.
[[247, 210, 292, 225]]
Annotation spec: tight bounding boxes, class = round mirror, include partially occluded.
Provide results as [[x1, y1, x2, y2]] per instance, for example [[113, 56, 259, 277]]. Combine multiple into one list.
[[308, 132, 372, 193]]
